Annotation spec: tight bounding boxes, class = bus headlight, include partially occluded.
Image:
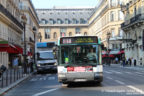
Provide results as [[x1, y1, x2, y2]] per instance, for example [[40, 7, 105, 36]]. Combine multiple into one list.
[[58, 74, 66, 78]]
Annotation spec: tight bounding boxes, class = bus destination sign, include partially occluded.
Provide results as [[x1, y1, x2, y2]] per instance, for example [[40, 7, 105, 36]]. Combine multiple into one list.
[[61, 37, 98, 44]]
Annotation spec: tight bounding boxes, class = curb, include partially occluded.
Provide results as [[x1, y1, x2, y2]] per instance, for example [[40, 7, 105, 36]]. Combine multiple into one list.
[[0, 72, 35, 95]]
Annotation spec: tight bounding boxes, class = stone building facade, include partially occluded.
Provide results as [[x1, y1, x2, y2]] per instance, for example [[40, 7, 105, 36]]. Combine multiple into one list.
[[121, 0, 144, 65], [0, 0, 23, 68]]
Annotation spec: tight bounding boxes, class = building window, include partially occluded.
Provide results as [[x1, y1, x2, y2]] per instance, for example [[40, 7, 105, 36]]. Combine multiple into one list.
[[111, 29, 115, 38], [84, 32, 87, 36], [80, 18, 86, 24], [110, 11, 115, 21], [111, 0, 117, 7], [53, 32, 57, 39], [118, 28, 123, 37], [134, 6, 137, 16], [69, 32, 72, 36], [49, 19, 54, 24], [118, 10, 124, 20], [57, 19, 62, 24], [60, 28, 66, 37], [75, 28, 80, 34], [45, 28, 50, 39], [118, 0, 123, 5], [73, 18, 77, 24], [41, 19, 48, 24], [65, 19, 70, 24]]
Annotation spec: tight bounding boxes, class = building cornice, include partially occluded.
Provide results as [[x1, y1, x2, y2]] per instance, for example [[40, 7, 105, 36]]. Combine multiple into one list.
[[0, 4, 23, 30]]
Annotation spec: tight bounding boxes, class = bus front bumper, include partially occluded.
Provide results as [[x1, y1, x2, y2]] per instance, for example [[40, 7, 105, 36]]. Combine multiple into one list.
[[58, 72, 103, 83]]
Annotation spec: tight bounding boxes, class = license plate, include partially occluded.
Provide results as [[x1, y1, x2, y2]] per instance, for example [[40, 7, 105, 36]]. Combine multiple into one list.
[[75, 79, 86, 82]]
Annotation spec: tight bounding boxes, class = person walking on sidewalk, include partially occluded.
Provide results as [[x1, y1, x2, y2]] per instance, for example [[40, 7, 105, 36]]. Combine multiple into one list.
[[134, 59, 137, 66], [128, 58, 132, 66], [122, 57, 125, 67]]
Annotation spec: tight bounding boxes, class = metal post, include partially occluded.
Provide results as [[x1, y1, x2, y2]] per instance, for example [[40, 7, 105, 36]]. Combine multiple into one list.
[[23, 23, 27, 74]]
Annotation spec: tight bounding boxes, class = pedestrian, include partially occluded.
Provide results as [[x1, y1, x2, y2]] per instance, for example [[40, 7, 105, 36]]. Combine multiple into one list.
[[115, 57, 118, 64], [122, 57, 125, 67], [134, 59, 136, 66], [12, 57, 18, 68], [0, 65, 7, 77], [128, 58, 131, 66]]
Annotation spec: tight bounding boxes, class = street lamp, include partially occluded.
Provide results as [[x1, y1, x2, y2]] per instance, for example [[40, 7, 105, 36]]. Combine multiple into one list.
[[21, 14, 27, 73], [107, 32, 111, 66], [38, 32, 42, 42], [32, 26, 37, 72]]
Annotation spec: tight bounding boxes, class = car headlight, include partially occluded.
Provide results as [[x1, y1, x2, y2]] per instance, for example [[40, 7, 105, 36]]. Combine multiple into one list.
[[54, 62, 57, 65], [37, 64, 41, 67]]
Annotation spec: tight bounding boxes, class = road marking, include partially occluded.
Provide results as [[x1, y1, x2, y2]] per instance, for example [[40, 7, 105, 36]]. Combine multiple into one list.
[[48, 77, 55, 80], [32, 88, 59, 96], [135, 72, 143, 75], [127, 86, 144, 95], [115, 80, 125, 85], [106, 77, 113, 80], [125, 72, 131, 74], [30, 78, 37, 81], [104, 71, 112, 74]]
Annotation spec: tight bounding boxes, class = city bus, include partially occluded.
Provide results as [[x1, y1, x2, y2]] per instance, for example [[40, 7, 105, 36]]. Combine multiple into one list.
[[57, 36, 103, 84]]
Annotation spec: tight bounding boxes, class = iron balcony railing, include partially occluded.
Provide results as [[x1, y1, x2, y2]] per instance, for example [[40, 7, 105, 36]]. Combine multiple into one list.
[[0, 4, 23, 29], [121, 14, 144, 28]]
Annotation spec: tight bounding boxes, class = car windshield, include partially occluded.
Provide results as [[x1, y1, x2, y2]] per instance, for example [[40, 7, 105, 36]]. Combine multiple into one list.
[[37, 52, 54, 60], [60, 45, 99, 66]]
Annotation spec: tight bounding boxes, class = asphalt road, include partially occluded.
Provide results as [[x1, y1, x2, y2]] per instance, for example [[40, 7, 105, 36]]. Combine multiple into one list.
[[3, 65, 144, 96]]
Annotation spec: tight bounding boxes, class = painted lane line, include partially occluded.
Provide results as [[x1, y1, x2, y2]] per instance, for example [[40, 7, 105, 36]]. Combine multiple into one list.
[[32, 88, 59, 96], [125, 72, 131, 74], [106, 77, 113, 80], [115, 80, 125, 85], [30, 78, 37, 82], [104, 71, 112, 74], [127, 86, 144, 95], [48, 77, 55, 80]]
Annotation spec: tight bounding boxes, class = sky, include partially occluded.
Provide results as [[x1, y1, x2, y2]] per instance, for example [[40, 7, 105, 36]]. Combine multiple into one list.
[[31, 0, 100, 9]]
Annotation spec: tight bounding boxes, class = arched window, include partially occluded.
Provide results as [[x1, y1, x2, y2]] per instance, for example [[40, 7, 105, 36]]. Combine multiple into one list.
[[110, 11, 115, 21], [73, 18, 77, 24], [53, 32, 57, 39], [57, 19, 62, 24], [45, 28, 50, 39], [41, 19, 48, 24], [75, 28, 80, 34], [60, 28, 66, 37], [84, 32, 87, 36], [65, 19, 70, 24], [80, 18, 86, 24], [69, 32, 72, 36], [49, 19, 54, 24]]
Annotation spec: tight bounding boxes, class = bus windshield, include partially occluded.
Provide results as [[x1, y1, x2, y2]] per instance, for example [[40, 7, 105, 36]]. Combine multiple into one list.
[[60, 45, 99, 66]]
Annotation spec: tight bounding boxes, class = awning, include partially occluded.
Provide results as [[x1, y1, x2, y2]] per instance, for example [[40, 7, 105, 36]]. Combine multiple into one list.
[[109, 54, 115, 58], [0, 42, 23, 54], [118, 50, 125, 54], [102, 54, 108, 58]]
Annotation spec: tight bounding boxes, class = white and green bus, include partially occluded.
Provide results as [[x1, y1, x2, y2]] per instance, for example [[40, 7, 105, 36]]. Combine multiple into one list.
[[57, 36, 103, 84]]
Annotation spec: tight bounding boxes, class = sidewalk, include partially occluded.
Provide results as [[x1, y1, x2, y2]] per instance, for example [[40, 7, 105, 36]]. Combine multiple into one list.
[[105, 63, 144, 71], [0, 68, 36, 95]]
